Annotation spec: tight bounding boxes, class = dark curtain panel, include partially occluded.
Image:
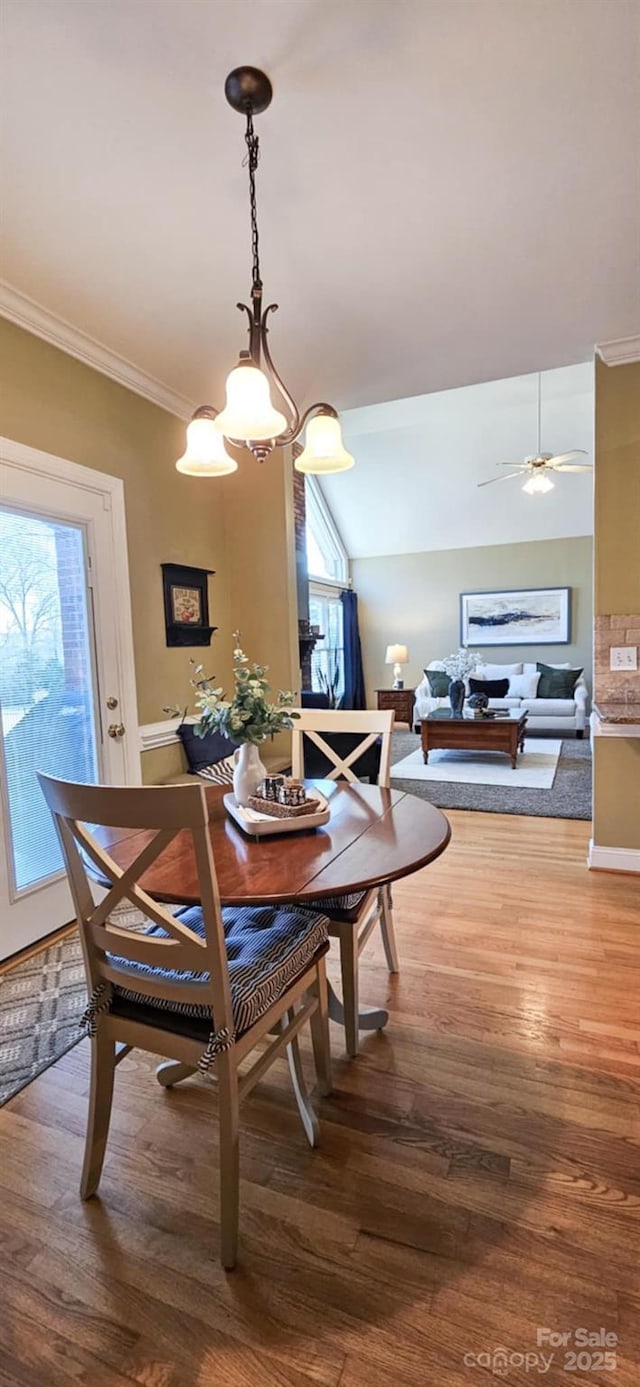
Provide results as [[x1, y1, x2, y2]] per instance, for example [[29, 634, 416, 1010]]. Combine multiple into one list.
[[341, 589, 366, 709]]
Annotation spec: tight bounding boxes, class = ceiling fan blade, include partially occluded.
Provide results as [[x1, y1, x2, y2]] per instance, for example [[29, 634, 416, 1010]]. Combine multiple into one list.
[[552, 462, 594, 473], [477, 471, 526, 487], [498, 461, 528, 467], [547, 450, 588, 467]]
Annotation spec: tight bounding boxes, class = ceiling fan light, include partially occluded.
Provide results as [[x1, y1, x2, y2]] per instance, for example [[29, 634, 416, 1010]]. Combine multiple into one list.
[[522, 473, 554, 495], [176, 417, 238, 476], [214, 360, 287, 442], [294, 413, 355, 474]]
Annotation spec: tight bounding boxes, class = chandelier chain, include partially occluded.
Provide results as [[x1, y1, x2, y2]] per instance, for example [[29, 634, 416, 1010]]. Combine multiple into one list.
[[244, 108, 262, 291], [176, 67, 353, 476]]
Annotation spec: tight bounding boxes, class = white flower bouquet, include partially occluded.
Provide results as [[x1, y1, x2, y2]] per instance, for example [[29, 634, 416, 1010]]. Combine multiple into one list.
[[441, 648, 482, 681]]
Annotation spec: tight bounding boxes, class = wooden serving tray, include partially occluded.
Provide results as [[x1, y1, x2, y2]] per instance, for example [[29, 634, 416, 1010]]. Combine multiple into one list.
[[223, 791, 330, 838]]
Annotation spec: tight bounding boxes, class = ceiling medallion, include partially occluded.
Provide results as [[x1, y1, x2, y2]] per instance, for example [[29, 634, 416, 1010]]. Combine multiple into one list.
[[176, 65, 354, 479]]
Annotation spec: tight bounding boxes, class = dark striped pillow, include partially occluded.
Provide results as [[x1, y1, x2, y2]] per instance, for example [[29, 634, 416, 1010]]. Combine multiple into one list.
[[196, 756, 235, 785]]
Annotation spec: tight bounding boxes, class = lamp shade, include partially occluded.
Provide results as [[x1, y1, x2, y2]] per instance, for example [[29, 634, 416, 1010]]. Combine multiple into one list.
[[214, 360, 287, 442], [294, 412, 355, 474], [176, 417, 238, 476], [385, 644, 409, 665], [522, 473, 554, 495]]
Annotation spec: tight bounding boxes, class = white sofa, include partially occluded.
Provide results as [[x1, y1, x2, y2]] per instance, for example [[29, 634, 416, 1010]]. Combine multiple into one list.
[[414, 660, 589, 735]]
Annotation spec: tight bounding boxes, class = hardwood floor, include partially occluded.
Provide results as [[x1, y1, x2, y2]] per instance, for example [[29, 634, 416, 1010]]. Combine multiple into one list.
[[1, 810, 638, 1386]]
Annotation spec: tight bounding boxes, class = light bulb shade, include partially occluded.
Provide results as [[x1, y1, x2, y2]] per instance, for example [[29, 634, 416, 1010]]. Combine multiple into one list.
[[214, 362, 287, 442], [176, 417, 238, 476], [522, 473, 554, 495], [294, 412, 355, 474], [385, 644, 409, 664]]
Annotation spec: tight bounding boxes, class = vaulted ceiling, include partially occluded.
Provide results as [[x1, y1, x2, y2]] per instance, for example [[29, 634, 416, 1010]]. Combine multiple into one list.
[[322, 363, 594, 557], [3, 0, 639, 413]]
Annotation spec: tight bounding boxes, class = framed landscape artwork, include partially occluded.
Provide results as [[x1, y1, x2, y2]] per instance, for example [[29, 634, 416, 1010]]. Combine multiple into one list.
[[460, 586, 571, 647]]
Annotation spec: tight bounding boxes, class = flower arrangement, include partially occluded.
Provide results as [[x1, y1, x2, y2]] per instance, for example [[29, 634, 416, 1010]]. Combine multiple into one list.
[[189, 634, 298, 746], [441, 648, 482, 680]]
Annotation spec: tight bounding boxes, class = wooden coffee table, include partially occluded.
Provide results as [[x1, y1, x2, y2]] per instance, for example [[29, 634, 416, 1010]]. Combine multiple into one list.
[[421, 709, 528, 769]]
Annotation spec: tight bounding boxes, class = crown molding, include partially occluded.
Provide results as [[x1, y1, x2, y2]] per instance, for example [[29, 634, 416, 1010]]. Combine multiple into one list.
[[595, 335, 640, 367], [0, 280, 196, 420]]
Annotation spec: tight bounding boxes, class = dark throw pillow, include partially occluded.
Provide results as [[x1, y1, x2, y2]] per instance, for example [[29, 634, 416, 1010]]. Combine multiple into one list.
[[536, 663, 583, 699], [468, 677, 509, 698], [177, 723, 237, 773], [425, 669, 451, 697]]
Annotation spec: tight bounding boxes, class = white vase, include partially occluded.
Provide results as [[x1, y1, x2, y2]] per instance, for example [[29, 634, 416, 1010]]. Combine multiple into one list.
[[233, 742, 267, 807]]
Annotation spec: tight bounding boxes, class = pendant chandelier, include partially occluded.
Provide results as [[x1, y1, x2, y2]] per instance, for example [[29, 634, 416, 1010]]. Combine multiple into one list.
[[176, 66, 355, 479]]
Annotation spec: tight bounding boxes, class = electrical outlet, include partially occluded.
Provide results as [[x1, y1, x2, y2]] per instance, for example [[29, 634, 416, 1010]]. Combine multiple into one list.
[[610, 646, 638, 671]]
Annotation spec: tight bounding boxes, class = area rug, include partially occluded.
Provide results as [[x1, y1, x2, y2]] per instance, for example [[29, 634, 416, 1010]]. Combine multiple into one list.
[[0, 929, 86, 1106], [0, 905, 152, 1107], [389, 730, 591, 820], [391, 737, 561, 789]]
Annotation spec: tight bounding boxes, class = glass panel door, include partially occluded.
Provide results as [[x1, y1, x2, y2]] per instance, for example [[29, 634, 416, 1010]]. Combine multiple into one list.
[[1, 438, 140, 964], [0, 507, 100, 897]]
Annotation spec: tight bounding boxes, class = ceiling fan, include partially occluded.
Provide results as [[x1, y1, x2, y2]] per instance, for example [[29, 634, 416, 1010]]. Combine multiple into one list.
[[478, 372, 592, 494]]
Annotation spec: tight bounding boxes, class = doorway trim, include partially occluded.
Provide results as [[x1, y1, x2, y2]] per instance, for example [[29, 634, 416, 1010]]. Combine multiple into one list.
[[0, 435, 141, 785]]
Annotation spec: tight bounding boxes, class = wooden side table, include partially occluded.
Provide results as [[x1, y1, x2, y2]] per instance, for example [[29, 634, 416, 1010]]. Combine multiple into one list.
[[376, 687, 415, 728]]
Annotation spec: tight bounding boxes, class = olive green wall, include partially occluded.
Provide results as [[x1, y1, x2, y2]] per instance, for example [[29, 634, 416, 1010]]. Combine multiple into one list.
[[219, 444, 299, 767], [220, 446, 298, 691], [593, 357, 640, 853], [352, 535, 593, 699], [0, 318, 298, 784], [594, 360, 640, 616]]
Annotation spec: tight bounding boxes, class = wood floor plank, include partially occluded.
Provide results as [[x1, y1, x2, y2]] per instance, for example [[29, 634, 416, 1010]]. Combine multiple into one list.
[[1, 808, 638, 1385]]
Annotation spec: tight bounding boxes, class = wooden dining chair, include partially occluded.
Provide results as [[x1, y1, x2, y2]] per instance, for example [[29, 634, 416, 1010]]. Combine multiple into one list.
[[291, 708, 399, 1056], [37, 774, 331, 1269]]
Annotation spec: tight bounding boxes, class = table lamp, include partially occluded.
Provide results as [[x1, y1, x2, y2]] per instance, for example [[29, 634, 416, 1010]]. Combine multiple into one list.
[[385, 644, 409, 689]]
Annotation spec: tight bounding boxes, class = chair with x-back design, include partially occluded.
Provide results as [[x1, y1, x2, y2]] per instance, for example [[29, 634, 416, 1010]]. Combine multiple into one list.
[[38, 774, 331, 1269], [290, 708, 399, 1056]]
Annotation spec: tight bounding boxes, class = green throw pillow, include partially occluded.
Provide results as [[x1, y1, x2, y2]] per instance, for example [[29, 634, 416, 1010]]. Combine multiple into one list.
[[425, 668, 451, 697], [536, 663, 583, 698]]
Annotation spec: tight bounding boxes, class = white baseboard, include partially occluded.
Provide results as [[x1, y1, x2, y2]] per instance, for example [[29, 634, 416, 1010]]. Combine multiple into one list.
[[588, 840, 640, 874]]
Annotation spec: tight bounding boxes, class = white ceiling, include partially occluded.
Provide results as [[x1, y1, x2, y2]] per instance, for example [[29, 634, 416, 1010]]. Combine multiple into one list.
[[321, 363, 594, 557], [2, 0, 639, 413]]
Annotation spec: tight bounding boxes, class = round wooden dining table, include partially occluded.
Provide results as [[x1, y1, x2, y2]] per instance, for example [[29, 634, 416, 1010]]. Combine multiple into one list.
[[98, 779, 451, 1039]]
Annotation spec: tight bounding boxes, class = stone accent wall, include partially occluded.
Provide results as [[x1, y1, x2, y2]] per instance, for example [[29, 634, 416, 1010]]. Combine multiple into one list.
[[594, 614, 640, 704]]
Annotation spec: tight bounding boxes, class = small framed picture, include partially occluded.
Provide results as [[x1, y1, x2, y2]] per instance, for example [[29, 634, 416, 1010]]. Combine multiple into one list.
[[161, 563, 216, 647], [171, 585, 202, 626], [460, 586, 571, 647]]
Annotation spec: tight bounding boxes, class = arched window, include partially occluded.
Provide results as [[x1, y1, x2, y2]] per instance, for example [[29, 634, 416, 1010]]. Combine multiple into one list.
[[305, 477, 348, 585]]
